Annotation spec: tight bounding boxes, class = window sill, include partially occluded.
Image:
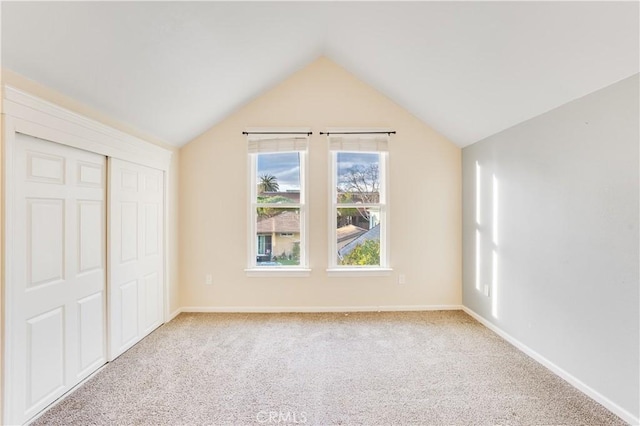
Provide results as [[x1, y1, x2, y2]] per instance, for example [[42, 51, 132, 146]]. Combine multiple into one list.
[[326, 268, 393, 277], [245, 268, 311, 277]]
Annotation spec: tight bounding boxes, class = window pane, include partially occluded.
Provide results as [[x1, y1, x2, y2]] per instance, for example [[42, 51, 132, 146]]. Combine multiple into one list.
[[336, 207, 380, 266], [256, 208, 301, 266], [256, 152, 300, 203], [336, 152, 380, 204]]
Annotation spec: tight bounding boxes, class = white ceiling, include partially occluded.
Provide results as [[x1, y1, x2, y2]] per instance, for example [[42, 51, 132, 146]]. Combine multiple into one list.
[[2, 2, 638, 147]]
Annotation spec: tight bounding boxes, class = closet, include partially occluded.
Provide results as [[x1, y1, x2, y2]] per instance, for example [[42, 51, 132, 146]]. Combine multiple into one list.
[[2, 86, 172, 425]]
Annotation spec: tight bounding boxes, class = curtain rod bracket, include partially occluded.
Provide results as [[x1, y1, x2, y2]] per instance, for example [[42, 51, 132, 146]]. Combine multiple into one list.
[[319, 131, 396, 136], [242, 131, 312, 136]]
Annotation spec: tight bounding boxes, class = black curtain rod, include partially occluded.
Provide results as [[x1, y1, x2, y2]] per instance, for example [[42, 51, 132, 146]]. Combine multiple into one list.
[[319, 131, 396, 135], [242, 131, 312, 136]]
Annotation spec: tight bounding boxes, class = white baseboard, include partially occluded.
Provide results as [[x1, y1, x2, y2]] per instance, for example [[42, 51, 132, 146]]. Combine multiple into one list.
[[178, 304, 462, 314], [461, 306, 639, 426], [166, 308, 182, 322]]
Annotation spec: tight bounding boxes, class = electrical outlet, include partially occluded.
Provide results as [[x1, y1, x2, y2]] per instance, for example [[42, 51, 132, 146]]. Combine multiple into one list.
[[398, 274, 406, 285], [205, 274, 213, 285]]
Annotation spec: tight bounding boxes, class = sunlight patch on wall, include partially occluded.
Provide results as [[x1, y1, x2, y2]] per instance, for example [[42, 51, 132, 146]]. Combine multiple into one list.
[[491, 174, 499, 319], [475, 161, 483, 291], [475, 161, 481, 225], [474, 164, 500, 319], [475, 229, 482, 291], [492, 174, 499, 246], [491, 249, 499, 319]]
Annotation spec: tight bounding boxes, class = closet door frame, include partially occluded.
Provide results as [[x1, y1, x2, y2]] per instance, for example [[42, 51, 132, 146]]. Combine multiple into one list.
[[2, 86, 172, 425]]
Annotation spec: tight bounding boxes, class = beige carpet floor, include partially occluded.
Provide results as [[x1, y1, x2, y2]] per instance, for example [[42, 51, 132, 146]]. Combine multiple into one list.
[[32, 311, 625, 425]]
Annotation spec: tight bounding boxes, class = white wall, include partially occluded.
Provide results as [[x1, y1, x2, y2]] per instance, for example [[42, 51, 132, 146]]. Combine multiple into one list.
[[462, 74, 639, 420], [179, 57, 461, 310]]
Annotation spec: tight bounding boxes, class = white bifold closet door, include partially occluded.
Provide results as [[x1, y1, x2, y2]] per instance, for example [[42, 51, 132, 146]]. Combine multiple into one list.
[[108, 158, 164, 360], [8, 134, 107, 425]]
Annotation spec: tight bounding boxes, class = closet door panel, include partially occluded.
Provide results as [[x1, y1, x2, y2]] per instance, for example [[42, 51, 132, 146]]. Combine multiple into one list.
[[108, 158, 164, 360]]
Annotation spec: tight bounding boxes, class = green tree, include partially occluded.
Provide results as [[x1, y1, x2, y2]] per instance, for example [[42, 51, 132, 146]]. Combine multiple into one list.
[[256, 195, 292, 217], [340, 239, 380, 266], [258, 174, 279, 194], [257, 195, 291, 204]]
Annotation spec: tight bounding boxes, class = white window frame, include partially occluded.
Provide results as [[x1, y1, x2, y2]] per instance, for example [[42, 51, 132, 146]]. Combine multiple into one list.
[[245, 130, 310, 276], [327, 131, 391, 275]]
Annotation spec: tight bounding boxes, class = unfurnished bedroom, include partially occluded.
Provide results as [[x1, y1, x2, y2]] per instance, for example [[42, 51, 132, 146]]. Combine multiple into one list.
[[0, 2, 638, 425]]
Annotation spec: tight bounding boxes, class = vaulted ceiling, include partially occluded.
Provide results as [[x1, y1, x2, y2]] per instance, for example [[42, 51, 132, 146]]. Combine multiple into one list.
[[2, 2, 638, 147]]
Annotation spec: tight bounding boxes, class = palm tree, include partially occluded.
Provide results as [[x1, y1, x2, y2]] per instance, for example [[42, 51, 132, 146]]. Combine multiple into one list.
[[258, 174, 279, 194]]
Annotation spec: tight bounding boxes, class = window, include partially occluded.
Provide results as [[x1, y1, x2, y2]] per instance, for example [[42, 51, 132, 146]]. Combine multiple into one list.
[[247, 132, 308, 269], [328, 132, 390, 269]]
